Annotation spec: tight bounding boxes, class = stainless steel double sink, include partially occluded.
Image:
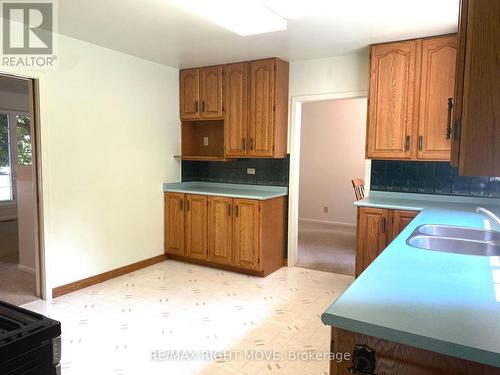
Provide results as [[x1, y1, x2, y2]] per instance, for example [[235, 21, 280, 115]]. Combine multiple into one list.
[[406, 224, 500, 256]]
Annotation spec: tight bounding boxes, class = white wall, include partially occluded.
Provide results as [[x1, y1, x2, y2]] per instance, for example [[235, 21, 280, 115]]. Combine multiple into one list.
[[299, 98, 367, 225], [1, 33, 180, 297], [289, 51, 369, 98]]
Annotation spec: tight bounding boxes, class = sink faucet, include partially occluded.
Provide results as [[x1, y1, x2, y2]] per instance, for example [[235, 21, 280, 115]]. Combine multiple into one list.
[[476, 207, 500, 225]]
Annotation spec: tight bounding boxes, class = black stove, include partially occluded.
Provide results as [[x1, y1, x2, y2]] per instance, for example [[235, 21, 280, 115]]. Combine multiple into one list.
[[0, 300, 61, 375]]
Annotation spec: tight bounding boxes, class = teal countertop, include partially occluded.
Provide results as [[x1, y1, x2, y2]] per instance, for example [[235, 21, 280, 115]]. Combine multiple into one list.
[[322, 192, 500, 368], [163, 182, 288, 200]]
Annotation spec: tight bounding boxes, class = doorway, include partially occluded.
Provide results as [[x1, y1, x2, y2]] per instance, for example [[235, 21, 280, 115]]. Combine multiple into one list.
[[0, 74, 41, 305], [287, 91, 369, 274]]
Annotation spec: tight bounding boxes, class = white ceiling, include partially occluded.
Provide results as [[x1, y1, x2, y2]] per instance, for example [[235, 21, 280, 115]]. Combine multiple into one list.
[[57, 0, 460, 69]]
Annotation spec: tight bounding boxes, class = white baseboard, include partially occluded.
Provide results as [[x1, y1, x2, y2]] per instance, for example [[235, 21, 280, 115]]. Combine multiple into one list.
[[298, 218, 356, 232], [17, 264, 35, 274]]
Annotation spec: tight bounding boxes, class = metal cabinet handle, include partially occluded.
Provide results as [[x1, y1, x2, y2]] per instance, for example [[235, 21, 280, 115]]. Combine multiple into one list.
[[186, 199, 190, 211], [446, 97, 453, 139], [242, 138, 246, 151], [250, 138, 254, 150], [180, 199, 184, 211], [404, 135, 411, 151], [235, 205, 239, 217], [227, 204, 231, 217], [418, 136, 423, 151], [194, 100, 198, 113], [202, 101, 206, 113]]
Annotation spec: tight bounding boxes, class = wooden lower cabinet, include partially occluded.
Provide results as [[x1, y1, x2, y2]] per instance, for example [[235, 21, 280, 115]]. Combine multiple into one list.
[[185, 194, 208, 260], [233, 199, 260, 270], [207, 196, 232, 265], [356, 207, 418, 277], [330, 327, 500, 375], [165, 192, 285, 277], [165, 192, 185, 256], [388, 209, 419, 242]]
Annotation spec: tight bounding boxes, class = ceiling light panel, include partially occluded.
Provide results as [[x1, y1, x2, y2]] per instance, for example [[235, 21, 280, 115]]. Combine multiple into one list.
[[170, 0, 287, 36]]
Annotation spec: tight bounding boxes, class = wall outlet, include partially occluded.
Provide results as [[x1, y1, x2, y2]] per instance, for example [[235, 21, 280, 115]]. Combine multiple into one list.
[[203, 137, 209, 146], [247, 168, 256, 175], [323, 206, 328, 213]]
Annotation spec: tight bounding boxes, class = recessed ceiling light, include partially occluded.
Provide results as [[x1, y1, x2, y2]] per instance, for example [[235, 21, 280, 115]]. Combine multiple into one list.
[[170, 0, 287, 36]]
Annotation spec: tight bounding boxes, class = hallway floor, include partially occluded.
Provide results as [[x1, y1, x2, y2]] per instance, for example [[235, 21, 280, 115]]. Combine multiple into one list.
[[0, 220, 38, 305], [297, 220, 356, 276], [24, 260, 354, 375]]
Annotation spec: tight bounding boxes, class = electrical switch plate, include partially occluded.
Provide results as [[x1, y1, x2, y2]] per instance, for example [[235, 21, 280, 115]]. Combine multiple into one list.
[[247, 168, 256, 175], [203, 137, 209, 146], [324, 206, 328, 213]]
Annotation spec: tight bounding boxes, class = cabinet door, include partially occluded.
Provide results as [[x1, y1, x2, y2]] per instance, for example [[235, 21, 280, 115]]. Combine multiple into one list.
[[417, 36, 457, 161], [367, 41, 418, 159], [248, 59, 275, 157], [180, 69, 200, 120], [224, 62, 248, 157], [208, 196, 233, 265], [455, 0, 500, 176], [233, 199, 260, 270], [388, 210, 418, 243], [165, 193, 185, 256], [451, 0, 469, 166], [355, 207, 389, 277], [200, 66, 223, 119], [185, 194, 208, 260]]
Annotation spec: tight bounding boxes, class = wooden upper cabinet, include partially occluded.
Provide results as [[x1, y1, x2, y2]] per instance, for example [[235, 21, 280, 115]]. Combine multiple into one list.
[[180, 69, 200, 120], [185, 194, 207, 260], [207, 196, 233, 265], [248, 59, 275, 157], [388, 210, 418, 243], [418, 36, 457, 160], [452, 0, 500, 176], [366, 35, 457, 161], [180, 66, 222, 121], [180, 58, 288, 159], [233, 199, 260, 270], [200, 66, 223, 119], [451, 0, 469, 167], [224, 62, 248, 157], [367, 41, 417, 159], [165, 192, 185, 256]]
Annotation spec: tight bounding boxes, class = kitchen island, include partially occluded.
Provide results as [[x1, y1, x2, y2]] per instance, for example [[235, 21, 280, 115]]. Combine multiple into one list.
[[322, 192, 500, 374]]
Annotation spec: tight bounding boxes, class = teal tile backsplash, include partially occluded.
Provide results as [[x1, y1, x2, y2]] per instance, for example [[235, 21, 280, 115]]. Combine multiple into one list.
[[371, 160, 500, 198], [182, 156, 290, 187]]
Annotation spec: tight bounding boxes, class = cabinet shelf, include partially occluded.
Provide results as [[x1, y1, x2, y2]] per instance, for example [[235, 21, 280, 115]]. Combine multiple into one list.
[[180, 155, 229, 162], [181, 120, 225, 160]]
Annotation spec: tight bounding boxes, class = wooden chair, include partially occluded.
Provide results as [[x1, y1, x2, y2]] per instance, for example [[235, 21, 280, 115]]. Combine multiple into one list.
[[351, 178, 365, 201]]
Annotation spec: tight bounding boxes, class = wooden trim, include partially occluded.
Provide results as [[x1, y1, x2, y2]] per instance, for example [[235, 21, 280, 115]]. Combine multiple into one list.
[[167, 254, 267, 277], [369, 33, 457, 47], [52, 254, 167, 298]]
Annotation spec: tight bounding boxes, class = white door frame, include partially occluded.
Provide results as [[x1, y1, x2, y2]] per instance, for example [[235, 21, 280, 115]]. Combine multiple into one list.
[[287, 91, 368, 267], [0, 72, 46, 299]]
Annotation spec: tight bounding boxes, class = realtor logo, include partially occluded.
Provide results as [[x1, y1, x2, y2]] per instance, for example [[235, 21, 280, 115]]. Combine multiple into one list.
[[1, 0, 57, 68]]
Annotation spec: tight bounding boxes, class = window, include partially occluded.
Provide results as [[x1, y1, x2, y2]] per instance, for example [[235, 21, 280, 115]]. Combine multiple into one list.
[[0, 113, 12, 201], [0, 111, 32, 202], [16, 114, 32, 166]]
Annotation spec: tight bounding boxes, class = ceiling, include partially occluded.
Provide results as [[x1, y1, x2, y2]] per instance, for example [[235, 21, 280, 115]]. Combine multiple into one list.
[[57, 0, 460, 69]]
